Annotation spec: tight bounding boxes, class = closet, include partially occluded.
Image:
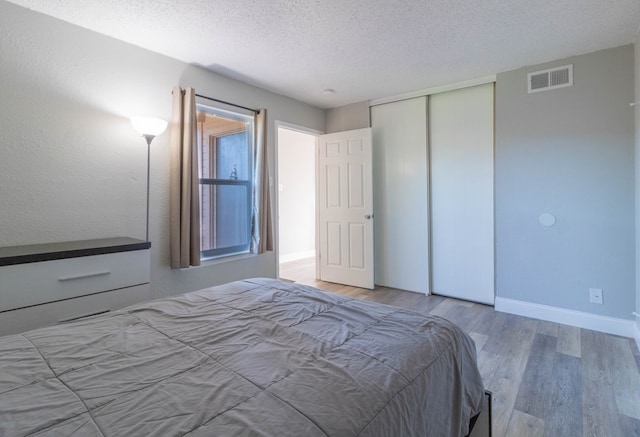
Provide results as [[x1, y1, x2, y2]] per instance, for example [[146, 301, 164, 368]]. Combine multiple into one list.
[[370, 83, 495, 304]]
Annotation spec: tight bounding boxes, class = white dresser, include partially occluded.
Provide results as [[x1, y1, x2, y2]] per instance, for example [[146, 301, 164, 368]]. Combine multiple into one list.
[[0, 237, 151, 336]]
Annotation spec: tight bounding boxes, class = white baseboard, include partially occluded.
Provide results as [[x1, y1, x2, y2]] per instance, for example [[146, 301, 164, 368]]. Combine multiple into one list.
[[279, 250, 315, 264], [495, 297, 635, 338]]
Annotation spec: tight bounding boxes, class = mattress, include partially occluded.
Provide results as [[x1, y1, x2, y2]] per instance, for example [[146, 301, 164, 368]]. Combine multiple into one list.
[[0, 278, 485, 436]]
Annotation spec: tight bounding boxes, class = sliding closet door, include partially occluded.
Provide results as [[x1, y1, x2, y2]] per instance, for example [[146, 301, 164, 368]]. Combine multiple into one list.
[[430, 83, 494, 304], [370, 97, 429, 294]]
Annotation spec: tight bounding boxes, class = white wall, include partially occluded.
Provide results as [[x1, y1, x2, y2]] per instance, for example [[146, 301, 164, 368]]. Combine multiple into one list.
[[0, 1, 324, 298], [277, 128, 316, 263]]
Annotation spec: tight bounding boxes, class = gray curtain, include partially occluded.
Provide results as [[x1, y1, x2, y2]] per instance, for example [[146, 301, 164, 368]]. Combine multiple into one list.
[[169, 86, 201, 268], [251, 109, 274, 253]]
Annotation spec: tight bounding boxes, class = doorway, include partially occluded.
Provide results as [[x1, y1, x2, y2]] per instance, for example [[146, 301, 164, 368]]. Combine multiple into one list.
[[276, 125, 318, 282]]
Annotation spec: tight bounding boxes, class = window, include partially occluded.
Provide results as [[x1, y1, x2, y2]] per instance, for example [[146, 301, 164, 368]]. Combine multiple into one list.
[[196, 104, 254, 259]]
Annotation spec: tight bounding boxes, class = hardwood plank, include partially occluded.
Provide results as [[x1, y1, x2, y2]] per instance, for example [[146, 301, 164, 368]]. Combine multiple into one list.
[[468, 331, 489, 352], [627, 337, 640, 356], [466, 302, 496, 330], [581, 329, 614, 385], [476, 349, 501, 389], [386, 290, 445, 314], [608, 335, 640, 420], [537, 320, 559, 337], [433, 302, 481, 332], [429, 297, 468, 317], [516, 334, 583, 435], [582, 371, 623, 437], [485, 322, 537, 437], [474, 310, 513, 350], [482, 313, 537, 359], [363, 287, 400, 305], [505, 409, 545, 437], [514, 334, 557, 416], [546, 351, 583, 435], [618, 414, 640, 436], [434, 295, 475, 307], [468, 301, 505, 338], [489, 376, 521, 437], [557, 324, 581, 358]]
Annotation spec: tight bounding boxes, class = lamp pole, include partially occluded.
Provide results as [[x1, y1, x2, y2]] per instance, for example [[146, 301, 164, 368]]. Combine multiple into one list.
[[130, 116, 168, 243], [144, 134, 154, 242]]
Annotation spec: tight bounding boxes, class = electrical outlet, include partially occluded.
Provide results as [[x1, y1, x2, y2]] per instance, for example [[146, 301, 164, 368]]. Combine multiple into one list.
[[589, 288, 603, 304]]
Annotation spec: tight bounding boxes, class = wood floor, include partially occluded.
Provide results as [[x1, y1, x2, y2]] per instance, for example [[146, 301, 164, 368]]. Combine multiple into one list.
[[279, 258, 640, 437]]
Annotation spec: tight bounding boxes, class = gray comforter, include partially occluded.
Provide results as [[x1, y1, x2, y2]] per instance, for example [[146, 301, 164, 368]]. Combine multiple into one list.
[[0, 278, 484, 436]]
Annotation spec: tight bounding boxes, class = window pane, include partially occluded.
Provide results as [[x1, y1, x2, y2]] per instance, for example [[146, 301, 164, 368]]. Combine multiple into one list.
[[200, 183, 251, 253], [216, 133, 249, 181]]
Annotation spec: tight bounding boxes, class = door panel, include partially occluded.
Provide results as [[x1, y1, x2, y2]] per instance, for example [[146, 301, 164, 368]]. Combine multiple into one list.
[[349, 223, 365, 269], [326, 222, 342, 265], [370, 97, 429, 294], [430, 83, 495, 304], [326, 166, 340, 206], [318, 128, 374, 289], [348, 163, 364, 208]]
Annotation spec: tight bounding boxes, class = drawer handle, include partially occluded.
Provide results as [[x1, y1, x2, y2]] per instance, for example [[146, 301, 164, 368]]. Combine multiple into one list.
[[58, 271, 111, 282]]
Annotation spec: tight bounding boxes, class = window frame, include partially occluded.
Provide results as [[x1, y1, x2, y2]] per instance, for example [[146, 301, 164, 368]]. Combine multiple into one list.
[[196, 103, 254, 260]]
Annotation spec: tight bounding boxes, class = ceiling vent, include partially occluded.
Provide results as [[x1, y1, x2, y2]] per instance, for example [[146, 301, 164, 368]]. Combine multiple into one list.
[[527, 64, 573, 93]]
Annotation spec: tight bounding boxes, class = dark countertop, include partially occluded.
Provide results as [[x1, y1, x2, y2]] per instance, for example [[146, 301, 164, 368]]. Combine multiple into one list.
[[0, 237, 151, 266]]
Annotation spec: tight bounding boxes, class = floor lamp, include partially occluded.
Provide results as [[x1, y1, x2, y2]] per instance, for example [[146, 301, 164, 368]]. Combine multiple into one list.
[[130, 116, 168, 242]]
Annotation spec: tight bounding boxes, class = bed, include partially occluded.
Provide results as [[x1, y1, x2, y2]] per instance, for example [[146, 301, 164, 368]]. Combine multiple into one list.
[[0, 278, 487, 436]]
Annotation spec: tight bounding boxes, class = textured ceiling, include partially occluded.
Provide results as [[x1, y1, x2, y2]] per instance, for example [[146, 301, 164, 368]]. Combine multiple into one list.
[[6, 0, 640, 108]]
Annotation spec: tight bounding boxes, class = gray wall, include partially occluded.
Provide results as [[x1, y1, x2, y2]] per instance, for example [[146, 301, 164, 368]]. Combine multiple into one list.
[[496, 45, 635, 319], [0, 1, 325, 299], [325, 101, 369, 133]]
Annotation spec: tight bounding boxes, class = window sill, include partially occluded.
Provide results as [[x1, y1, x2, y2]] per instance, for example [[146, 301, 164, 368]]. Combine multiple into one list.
[[180, 252, 255, 271]]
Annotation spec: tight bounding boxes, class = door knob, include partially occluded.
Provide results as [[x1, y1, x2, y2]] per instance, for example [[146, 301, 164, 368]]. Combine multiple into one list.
[[364, 214, 374, 220]]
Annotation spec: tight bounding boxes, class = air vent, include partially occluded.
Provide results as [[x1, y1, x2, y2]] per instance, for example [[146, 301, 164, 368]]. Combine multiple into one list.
[[527, 64, 573, 93]]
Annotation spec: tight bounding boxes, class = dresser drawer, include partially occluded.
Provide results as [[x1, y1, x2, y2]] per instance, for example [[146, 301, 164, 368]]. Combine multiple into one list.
[[0, 249, 150, 312], [0, 283, 150, 336]]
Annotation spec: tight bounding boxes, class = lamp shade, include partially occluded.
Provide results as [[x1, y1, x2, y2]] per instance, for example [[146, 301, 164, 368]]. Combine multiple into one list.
[[130, 116, 168, 137]]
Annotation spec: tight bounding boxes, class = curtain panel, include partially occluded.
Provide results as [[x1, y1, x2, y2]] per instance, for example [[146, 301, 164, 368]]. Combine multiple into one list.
[[169, 86, 201, 268], [251, 109, 274, 254]]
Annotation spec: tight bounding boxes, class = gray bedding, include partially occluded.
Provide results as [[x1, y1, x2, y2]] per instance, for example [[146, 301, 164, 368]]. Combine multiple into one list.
[[0, 278, 484, 436]]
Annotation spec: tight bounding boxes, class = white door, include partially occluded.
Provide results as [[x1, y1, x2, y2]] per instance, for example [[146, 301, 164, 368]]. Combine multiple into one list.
[[430, 83, 495, 304], [318, 128, 374, 289]]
